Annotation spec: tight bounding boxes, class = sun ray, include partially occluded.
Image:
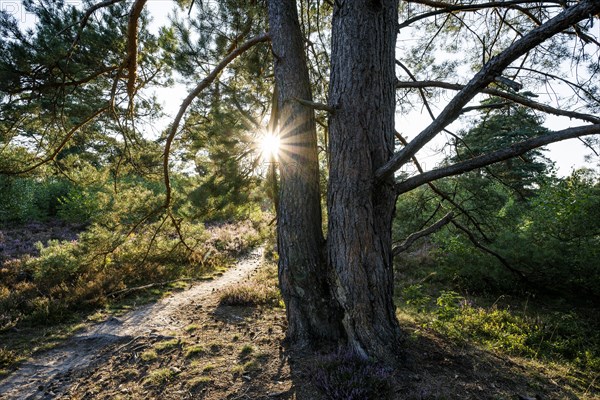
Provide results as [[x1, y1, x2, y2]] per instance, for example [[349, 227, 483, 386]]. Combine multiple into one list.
[[259, 132, 281, 161]]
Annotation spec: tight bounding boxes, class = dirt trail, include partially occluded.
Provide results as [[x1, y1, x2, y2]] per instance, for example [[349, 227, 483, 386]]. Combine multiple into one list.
[[0, 248, 263, 400]]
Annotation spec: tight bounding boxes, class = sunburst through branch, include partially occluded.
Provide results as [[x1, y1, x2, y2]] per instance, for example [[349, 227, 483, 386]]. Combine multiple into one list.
[[259, 132, 280, 161]]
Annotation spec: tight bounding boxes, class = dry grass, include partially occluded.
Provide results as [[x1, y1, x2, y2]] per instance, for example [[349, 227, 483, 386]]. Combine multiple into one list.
[[219, 261, 281, 307], [143, 368, 176, 387]]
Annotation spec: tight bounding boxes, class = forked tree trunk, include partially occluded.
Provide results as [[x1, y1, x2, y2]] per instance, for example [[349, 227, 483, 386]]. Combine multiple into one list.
[[267, 0, 343, 346], [327, 0, 404, 361]]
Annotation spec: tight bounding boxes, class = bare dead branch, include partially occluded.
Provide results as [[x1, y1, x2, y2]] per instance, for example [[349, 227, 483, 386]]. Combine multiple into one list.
[[377, 0, 600, 180], [399, 0, 562, 30], [395, 124, 600, 194], [393, 211, 453, 255], [396, 80, 600, 123], [505, 66, 600, 105]]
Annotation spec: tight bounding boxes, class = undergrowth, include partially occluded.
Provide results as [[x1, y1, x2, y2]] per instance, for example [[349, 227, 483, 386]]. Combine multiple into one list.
[[0, 220, 264, 328], [0, 218, 267, 373], [395, 249, 600, 395], [312, 349, 393, 400]]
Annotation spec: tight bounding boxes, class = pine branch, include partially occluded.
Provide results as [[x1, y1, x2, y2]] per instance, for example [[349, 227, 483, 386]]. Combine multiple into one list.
[[393, 211, 453, 255], [395, 124, 600, 194], [377, 0, 600, 180], [162, 33, 270, 209]]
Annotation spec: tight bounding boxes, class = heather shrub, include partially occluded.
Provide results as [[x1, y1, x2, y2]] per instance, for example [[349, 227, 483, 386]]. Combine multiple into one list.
[[0, 215, 263, 329], [313, 349, 393, 400]]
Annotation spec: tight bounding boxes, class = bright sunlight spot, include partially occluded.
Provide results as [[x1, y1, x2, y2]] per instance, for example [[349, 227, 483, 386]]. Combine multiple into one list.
[[259, 133, 280, 161]]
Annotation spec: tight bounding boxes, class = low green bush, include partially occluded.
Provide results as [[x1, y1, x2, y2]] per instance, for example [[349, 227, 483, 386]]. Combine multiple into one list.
[[425, 292, 600, 370]]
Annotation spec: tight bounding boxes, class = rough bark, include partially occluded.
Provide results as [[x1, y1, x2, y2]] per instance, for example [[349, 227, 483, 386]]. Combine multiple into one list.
[[267, 0, 343, 346], [126, 0, 147, 106], [327, 0, 403, 361]]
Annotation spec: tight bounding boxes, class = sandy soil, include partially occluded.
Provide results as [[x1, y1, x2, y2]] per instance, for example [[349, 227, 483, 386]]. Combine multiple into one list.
[[0, 248, 264, 400]]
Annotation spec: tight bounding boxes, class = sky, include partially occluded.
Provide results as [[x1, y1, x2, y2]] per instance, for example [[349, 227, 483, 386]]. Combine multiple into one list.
[[144, 0, 599, 177], [2, 0, 595, 177]]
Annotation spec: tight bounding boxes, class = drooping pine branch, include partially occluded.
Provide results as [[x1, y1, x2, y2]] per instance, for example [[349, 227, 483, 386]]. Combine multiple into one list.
[[394, 131, 492, 241], [451, 220, 529, 281]]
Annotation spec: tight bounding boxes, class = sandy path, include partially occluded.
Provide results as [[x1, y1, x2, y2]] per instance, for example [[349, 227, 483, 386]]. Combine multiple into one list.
[[0, 247, 263, 400]]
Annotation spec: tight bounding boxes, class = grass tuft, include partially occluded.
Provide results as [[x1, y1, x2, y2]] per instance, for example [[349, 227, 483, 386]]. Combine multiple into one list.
[[202, 363, 215, 373], [184, 324, 200, 332], [219, 282, 280, 307], [154, 338, 180, 351], [140, 349, 158, 362], [239, 344, 254, 357], [187, 376, 212, 390], [185, 344, 205, 358], [143, 368, 175, 386]]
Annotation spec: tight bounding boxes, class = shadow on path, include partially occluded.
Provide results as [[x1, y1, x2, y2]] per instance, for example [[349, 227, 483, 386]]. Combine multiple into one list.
[[0, 248, 263, 400]]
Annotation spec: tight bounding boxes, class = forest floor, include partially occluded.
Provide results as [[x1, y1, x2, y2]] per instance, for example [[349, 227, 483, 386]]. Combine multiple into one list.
[[0, 241, 597, 399]]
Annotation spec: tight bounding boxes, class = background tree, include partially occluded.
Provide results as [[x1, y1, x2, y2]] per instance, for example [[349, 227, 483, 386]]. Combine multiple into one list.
[[452, 101, 553, 197]]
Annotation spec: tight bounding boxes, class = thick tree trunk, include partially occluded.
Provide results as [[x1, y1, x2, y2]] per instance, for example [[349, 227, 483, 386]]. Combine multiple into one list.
[[327, 0, 403, 361], [267, 0, 343, 346]]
